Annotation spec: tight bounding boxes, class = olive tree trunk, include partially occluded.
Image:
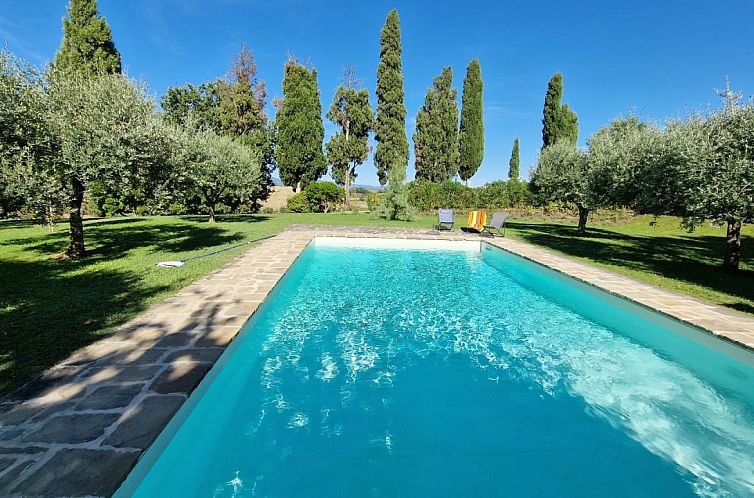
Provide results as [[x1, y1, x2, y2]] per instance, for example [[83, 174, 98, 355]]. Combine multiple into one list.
[[724, 218, 742, 270], [577, 205, 589, 236], [66, 177, 86, 258]]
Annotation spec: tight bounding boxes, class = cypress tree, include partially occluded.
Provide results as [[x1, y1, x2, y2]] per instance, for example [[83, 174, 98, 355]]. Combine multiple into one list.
[[374, 9, 409, 185], [542, 73, 563, 148], [542, 72, 579, 148], [508, 137, 520, 180], [54, 0, 121, 75], [458, 59, 484, 185], [275, 58, 326, 191], [413, 67, 459, 182]]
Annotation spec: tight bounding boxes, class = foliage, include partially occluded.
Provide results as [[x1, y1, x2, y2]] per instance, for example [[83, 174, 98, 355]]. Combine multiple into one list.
[[636, 85, 754, 269], [408, 180, 476, 211], [102, 196, 124, 217], [275, 58, 326, 191], [530, 141, 591, 234], [218, 44, 267, 136], [325, 73, 374, 209], [374, 9, 409, 186], [541, 72, 578, 148], [286, 192, 309, 213], [406, 179, 530, 212], [54, 0, 121, 75], [302, 182, 344, 213], [508, 137, 520, 179], [458, 59, 484, 183], [365, 191, 382, 212], [378, 164, 414, 221], [46, 70, 170, 256], [0, 51, 63, 225], [586, 115, 658, 209], [413, 67, 460, 182], [218, 44, 273, 210], [176, 128, 263, 223], [161, 82, 222, 132]]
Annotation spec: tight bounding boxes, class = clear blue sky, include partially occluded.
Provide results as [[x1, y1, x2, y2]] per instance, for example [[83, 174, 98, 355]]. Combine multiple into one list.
[[2, 0, 753, 186]]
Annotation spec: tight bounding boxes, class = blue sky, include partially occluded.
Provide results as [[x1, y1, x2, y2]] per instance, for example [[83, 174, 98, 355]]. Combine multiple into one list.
[[2, 0, 754, 186]]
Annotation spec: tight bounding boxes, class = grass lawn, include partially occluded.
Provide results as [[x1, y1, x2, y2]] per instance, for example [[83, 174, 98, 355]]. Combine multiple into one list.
[[0, 212, 751, 395]]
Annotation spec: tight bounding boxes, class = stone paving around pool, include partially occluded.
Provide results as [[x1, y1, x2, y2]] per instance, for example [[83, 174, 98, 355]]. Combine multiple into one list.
[[1, 225, 753, 497]]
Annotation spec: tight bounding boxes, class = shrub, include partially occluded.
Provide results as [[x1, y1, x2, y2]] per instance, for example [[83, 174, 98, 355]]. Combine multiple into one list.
[[302, 182, 344, 213], [260, 206, 275, 214], [167, 202, 187, 215], [286, 192, 309, 213], [365, 192, 382, 212], [378, 168, 415, 221], [102, 196, 124, 217], [408, 180, 477, 211], [477, 180, 509, 209]]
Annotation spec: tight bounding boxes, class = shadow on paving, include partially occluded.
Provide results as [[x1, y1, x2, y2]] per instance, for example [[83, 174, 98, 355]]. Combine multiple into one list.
[[507, 221, 754, 314], [0, 218, 248, 395], [0, 299, 245, 497]]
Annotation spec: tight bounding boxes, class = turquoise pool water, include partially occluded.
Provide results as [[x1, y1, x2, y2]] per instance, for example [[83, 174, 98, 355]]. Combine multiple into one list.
[[120, 241, 754, 497]]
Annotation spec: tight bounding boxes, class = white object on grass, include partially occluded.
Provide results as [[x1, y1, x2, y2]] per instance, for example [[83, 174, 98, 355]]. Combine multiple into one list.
[[156, 261, 185, 268]]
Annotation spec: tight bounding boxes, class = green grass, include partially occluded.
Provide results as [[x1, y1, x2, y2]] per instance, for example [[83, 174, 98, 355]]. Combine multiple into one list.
[[0, 212, 751, 395]]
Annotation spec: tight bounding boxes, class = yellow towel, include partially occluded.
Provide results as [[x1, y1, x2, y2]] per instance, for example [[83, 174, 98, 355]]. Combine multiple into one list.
[[466, 211, 487, 231]]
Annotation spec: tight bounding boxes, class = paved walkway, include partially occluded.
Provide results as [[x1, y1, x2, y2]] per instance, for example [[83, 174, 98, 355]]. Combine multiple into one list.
[[1, 225, 752, 497]]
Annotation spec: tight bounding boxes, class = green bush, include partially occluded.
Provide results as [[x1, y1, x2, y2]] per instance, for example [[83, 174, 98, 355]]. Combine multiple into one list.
[[408, 179, 532, 212], [365, 192, 382, 212], [167, 202, 188, 215], [260, 206, 275, 214], [408, 180, 477, 211], [302, 182, 344, 213], [286, 192, 309, 213], [102, 196, 124, 217]]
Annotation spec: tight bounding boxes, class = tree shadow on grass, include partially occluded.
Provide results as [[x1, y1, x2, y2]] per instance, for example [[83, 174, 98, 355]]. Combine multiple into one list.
[[0, 257, 170, 395], [507, 221, 754, 314], [177, 214, 271, 224], [5, 217, 248, 259], [0, 218, 257, 395]]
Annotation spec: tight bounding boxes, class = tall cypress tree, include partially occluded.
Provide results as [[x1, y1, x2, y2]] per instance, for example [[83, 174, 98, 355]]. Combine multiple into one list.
[[54, 0, 121, 75], [458, 59, 484, 185], [508, 137, 520, 179], [541, 72, 579, 148], [275, 58, 326, 191], [413, 67, 459, 182], [374, 9, 409, 186]]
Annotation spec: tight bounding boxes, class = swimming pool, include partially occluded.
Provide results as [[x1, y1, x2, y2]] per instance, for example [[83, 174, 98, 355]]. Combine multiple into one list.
[[117, 238, 754, 497]]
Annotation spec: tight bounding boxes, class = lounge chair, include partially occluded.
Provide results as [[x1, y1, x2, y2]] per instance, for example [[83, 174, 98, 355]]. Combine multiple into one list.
[[482, 211, 509, 237], [462, 210, 487, 233], [435, 208, 454, 230]]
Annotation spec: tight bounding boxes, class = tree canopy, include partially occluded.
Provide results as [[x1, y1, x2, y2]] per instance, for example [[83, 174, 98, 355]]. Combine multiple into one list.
[[508, 137, 520, 180], [458, 59, 484, 184], [542, 72, 578, 148], [413, 67, 459, 183], [374, 9, 409, 186], [325, 70, 374, 209], [54, 0, 121, 75], [276, 59, 326, 191]]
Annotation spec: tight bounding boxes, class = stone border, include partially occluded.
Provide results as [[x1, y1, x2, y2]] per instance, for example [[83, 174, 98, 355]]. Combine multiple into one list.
[[1, 225, 752, 497]]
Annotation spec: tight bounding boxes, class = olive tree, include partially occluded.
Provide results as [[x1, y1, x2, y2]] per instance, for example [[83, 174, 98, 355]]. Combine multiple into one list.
[[644, 87, 754, 270], [180, 129, 263, 223], [0, 51, 65, 227], [46, 71, 167, 257], [530, 141, 592, 234]]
